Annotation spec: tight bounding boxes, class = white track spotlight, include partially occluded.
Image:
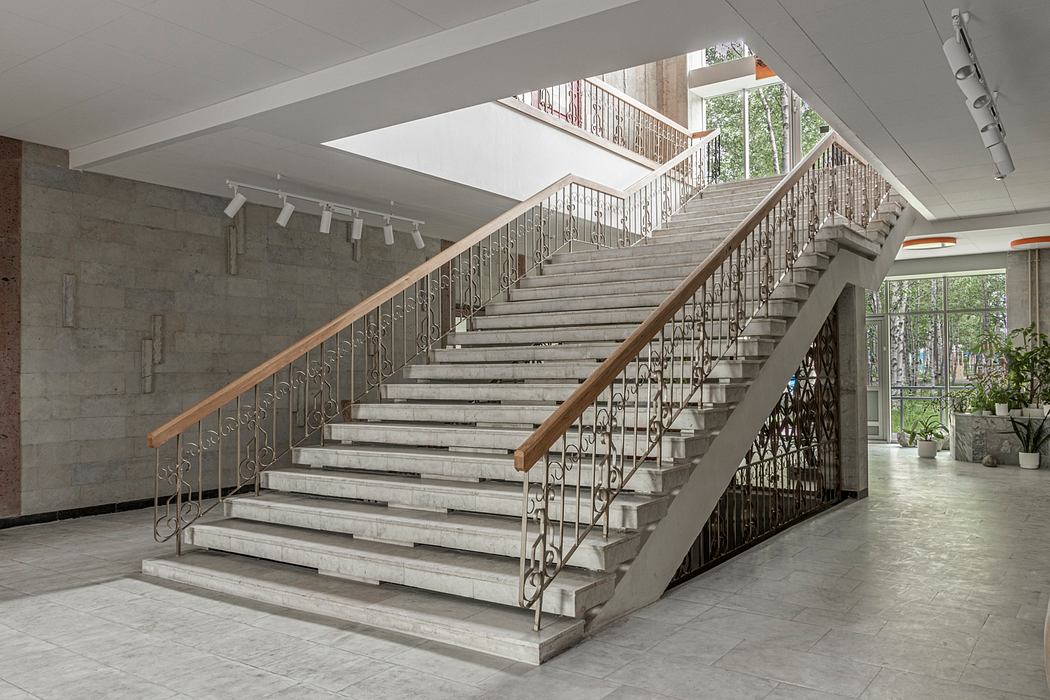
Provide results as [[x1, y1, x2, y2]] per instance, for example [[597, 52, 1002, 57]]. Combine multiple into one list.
[[350, 213, 364, 241], [383, 217, 394, 246], [958, 74, 991, 110], [942, 35, 973, 80], [979, 123, 1004, 148], [319, 204, 333, 234], [989, 141, 1015, 179], [411, 222, 424, 250], [276, 196, 295, 227], [224, 188, 246, 218], [966, 99, 996, 132]]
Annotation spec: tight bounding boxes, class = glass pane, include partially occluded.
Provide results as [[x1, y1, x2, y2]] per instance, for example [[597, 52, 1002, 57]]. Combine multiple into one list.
[[947, 273, 1006, 310], [896, 392, 944, 434], [866, 322, 880, 386], [888, 313, 945, 388], [948, 310, 1006, 385], [747, 83, 787, 178], [705, 91, 745, 182], [866, 284, 885, 316], [888, 277, 944, 313], [800, 101, 828, 154]]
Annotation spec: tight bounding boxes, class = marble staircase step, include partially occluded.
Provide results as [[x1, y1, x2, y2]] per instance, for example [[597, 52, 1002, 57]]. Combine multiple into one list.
[[324, 420, 710, 462], [185, 518, 613, 618], [379, 380, 746, 407], [142, 551, 583, 664], [261, 467, 669, 530], [222, 492, 638, 572], [292, 444, 692, 495]]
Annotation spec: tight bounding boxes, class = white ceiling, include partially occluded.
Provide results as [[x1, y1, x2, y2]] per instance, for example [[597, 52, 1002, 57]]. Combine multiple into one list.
[[3, 0, 1049, 251], [0, 0, 535, 147], [727, 0, 1050, 221]]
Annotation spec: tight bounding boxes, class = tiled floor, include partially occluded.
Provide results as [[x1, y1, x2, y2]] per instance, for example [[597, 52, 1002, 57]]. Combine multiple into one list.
[[1, 444, 1049, 699]]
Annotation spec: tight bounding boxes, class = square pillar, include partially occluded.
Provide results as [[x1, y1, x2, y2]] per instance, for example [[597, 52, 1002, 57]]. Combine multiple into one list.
[[836, 283, 868, 498], [0, 136, 21, 517]]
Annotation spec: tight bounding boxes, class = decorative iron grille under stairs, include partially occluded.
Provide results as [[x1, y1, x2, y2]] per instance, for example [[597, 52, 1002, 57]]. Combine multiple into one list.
[[143, 131, 909, 664]]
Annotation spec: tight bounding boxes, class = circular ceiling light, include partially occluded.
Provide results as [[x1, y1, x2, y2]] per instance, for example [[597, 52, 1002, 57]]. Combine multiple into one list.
[[902, 236, 957, 250], [1010, 236, 1050, 251]]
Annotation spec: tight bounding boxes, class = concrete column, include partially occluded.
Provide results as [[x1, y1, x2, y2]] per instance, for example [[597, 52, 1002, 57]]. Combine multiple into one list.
[[836, 283, 868, 498], [599, 56, 688, 128], [0, 136, 21, 517], [1007, 249, 1050, 333]]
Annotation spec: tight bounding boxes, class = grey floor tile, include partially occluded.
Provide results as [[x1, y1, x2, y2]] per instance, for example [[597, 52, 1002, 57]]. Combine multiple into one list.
[[606, 652, 778, 699], [716, 644, 879, 697]]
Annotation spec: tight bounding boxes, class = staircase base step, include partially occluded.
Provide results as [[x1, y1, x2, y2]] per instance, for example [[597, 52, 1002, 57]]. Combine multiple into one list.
[[143, 551, 582, 665]]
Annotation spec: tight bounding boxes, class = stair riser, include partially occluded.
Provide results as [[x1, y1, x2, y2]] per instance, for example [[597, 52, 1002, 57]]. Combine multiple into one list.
[[450, 317, 786, 344], [405, 359, 760, 382], [324, 423, 708, 461], [187, 524, 606, 618], [549, 236, 747, 265], [508, 273, 817, 301], [482, 299, 799, 322], [541, 248, 724, 275], [433, 338, 776, 363], [292, 448, 690, 494], [520, 264, 713, 288], [261, 471, 668, 530], [222, 499, 633, 572], [351, 404, 727, 432], [380, 382, 746, 406]]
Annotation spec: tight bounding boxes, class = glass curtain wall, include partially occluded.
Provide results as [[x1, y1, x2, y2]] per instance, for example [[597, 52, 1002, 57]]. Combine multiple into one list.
[[700, 80, 827, 180], [866, 272, 1006, 436]]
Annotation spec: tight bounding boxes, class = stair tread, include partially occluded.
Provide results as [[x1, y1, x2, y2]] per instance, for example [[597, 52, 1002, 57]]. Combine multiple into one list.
[[266, 466, 662, 508], [142, 551, 583, 664], [229, 492, 636, 549], [296, 442, 686, 476], [190, 517, 612, 591]]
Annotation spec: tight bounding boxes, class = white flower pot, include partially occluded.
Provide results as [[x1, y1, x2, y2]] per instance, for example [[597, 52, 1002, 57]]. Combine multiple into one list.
[[1019, 452, 1040, 469], [916, 440, 938, 459], [995, 403, 1009, 416]]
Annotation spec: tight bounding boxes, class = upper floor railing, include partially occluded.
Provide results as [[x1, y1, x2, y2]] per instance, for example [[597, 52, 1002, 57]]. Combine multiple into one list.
[[148, 130, 721, 551], [512, 132, 892, 628], [513, 78, 691, 164]]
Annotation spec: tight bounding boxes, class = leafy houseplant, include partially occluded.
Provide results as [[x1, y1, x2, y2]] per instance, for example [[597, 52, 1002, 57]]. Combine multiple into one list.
[[1004, 415, 1050, 469], [907, 417, 948, 459]]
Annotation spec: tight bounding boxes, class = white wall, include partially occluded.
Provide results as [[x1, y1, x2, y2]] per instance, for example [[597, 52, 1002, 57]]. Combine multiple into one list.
[[326, 102, 653, 201]]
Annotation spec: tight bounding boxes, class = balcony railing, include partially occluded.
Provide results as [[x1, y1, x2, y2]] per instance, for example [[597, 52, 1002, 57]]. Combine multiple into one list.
[[513, 132, 891, 628], [147, 130, 722, 551], [513, 78, 691, 164]]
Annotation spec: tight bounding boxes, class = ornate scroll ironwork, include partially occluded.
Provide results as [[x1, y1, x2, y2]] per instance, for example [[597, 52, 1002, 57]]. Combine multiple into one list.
[[670, 309, 842, 586]]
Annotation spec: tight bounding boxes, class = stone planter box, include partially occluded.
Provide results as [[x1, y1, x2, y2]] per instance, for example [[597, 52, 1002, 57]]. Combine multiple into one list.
[[953, 412, 1050, 466]]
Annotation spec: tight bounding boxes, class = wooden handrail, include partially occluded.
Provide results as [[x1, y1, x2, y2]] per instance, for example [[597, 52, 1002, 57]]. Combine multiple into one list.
[[148, 132, 723, 449], [513, 132, 859, 471]]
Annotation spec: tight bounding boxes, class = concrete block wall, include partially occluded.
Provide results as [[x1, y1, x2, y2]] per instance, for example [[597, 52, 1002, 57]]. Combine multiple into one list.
[[17, 142, 438, 516]]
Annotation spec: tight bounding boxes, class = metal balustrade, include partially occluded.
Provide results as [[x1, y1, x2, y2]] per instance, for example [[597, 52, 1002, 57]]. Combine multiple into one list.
[[513, 78, 691, 164], [513, 132, 891, 628]]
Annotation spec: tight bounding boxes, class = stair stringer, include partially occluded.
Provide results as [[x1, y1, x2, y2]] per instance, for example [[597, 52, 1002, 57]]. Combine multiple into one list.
[[588, 204, 916, 630]]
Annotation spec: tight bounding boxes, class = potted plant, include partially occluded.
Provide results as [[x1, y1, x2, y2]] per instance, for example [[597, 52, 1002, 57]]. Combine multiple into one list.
[[907, 417, 948, 459], [1004, 415, 1050, 469]]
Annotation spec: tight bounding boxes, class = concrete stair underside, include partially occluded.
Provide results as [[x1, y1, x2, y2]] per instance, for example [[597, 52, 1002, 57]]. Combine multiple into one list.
[[143, 175, 898, 664]]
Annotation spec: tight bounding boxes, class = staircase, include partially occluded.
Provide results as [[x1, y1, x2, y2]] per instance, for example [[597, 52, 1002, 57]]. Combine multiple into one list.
[[143, 134, 912, 665]]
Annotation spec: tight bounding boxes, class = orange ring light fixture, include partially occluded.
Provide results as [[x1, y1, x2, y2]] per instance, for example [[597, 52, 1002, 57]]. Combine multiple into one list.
[[1010, 236, 1050, 251], [901, 236, 957, 250]]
